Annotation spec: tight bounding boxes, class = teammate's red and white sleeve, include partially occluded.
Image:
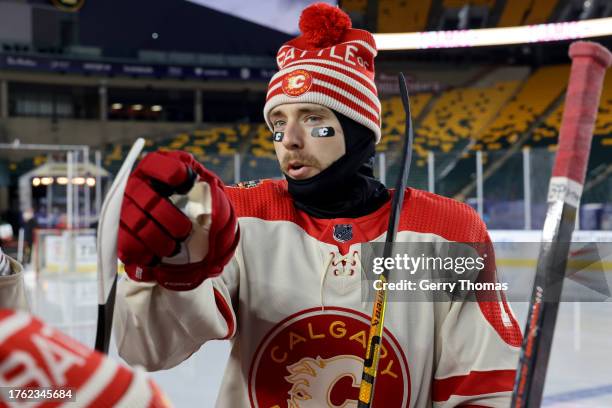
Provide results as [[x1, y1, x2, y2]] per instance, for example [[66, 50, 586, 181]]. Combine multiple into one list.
[[432, 232, 523, 407], [0, 309, 171, 408], [0, 248, 28, 311], [115, 150, 240, 370]]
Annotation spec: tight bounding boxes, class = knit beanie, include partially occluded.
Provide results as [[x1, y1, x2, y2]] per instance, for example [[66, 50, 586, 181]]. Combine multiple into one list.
[[263, 3, 381, 143], [0, 309, 171, 408]]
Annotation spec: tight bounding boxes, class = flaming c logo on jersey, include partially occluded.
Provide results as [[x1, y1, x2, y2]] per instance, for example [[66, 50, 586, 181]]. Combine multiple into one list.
[[281, 70, 313, 97], [248, 307, 410, 407]]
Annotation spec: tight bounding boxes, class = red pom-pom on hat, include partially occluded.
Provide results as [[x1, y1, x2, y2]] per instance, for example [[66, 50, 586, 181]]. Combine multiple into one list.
[[299, 2, 352, 49]]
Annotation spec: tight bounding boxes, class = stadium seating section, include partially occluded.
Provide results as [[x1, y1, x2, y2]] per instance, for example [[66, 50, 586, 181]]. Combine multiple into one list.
[[523, 0, 560, 25], [532, 72, 612, 179], [377, 0, 431, 33], [379, 92, 431, 151], [11, 63, 612, 192], [498, 0, 559, 27], [344, 0, 559, 30], [443, 0, 495, 8], [416, 81, 519, 156], [597, 75, 612, 143], [340, 0, 367, 14], [477, 64, 569, 150]]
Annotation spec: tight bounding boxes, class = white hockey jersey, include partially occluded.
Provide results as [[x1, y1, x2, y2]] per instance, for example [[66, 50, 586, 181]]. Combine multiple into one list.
[[115, 180, 522, 407], [0, 257, 27, 311]]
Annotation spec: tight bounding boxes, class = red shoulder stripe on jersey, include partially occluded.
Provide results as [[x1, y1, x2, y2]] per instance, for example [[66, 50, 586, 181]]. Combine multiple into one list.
[[226, 183, 488, 249], [477, 300, 523, 347], [432, 369, 516, 402], [214, 288, 235, 340], [473, 240, 523, 347], [225, 179, 296, 221], [398, 188, 487, 243]]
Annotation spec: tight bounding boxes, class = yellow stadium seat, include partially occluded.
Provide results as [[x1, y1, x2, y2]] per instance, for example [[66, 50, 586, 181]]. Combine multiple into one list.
[[498, 0, 531, 27], [415, 81, 519, 154], [341, 0, 367, 13], [479, 65, 569, 148], [378, 92, 432, 152], [443, 0, 494, 8], [534, 72, 612, 147], [524, 0, 559, 25], [377, 0, 431, 33]]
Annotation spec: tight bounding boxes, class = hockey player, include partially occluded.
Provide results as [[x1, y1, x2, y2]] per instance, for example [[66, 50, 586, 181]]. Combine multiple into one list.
[[115, 3, 522, 407]]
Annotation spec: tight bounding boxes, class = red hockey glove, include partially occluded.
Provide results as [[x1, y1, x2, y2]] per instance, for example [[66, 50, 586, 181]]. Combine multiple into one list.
[[118, 150, 239, 291]]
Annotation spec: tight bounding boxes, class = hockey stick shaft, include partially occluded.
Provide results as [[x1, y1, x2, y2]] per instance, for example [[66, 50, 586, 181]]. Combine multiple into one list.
[[512, 41, 611, 407], [95, 138, 145, 353], [358, 73, 413, 407]]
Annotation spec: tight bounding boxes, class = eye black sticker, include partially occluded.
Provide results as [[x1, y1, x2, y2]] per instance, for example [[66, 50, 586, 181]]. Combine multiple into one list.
[[311, 127, 335, 137], [273, 132, 284, 142]]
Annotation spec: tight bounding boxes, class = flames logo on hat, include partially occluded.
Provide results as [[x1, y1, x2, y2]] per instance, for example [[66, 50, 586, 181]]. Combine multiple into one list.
[[282, 70, 313, 97], [248, 307, 410, 407]]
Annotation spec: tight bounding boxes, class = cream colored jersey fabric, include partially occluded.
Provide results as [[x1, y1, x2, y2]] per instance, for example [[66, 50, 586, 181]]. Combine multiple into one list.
[[115, 181, 521, 407], [0, 257, 28, 311]]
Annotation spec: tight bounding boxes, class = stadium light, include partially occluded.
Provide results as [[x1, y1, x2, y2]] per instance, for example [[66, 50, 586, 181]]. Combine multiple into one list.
[[73, 177, 86, 185], [56, 177, 68, 185], [41, 177, 54, 186], [86, 177, 96, 187], [32, 177, 41, 187], [374, 17, 612, 50]]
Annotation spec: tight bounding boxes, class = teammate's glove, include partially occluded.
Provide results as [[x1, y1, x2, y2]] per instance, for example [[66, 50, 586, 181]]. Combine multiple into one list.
[[118, 150, 239, 291]]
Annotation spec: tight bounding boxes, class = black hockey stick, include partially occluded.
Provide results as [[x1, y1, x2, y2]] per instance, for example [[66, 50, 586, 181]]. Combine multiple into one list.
[[95, 138, 145, 353], [512, 41, 611, 407], [358, 72, 414, 407]]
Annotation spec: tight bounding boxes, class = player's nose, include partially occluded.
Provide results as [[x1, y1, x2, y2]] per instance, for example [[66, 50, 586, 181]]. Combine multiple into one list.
[[281, 119, 305, 150]]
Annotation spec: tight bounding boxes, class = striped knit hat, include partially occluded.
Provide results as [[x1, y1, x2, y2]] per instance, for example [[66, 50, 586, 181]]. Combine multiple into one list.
[[0, 309, 171, 408], [263, 3, 382, 143]]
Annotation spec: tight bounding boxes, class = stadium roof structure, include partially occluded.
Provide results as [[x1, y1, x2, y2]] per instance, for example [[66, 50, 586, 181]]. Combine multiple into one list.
[[78, 0, 291, 57]]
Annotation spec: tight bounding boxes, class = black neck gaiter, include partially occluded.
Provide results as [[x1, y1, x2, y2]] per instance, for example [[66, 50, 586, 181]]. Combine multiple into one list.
[[286, 111, 389, 219]]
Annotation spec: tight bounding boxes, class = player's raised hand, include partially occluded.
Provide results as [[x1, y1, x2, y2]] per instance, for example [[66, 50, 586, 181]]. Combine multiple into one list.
[[118, 150, 239, 291]]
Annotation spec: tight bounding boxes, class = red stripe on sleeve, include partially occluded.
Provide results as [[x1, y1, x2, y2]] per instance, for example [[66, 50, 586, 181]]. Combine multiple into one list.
[[214, 288, 235, 340], [432, 369, 515, 402]]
